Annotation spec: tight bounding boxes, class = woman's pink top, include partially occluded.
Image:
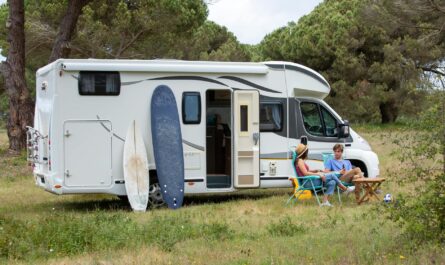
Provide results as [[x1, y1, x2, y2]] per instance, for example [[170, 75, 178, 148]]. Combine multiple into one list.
[[295, 160, 309, 177]]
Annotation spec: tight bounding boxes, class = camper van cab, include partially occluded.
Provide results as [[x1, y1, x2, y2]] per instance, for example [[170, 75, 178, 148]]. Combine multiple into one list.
[[28, 59, 379, 205]]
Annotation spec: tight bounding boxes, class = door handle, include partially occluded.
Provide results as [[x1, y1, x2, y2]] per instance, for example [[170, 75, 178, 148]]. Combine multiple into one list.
[[253, 132, 259, 145]]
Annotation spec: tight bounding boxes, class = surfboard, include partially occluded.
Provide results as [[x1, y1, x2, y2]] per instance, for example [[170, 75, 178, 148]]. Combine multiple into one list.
[[123, 120, 149, 212], [151, 85, 185, 209]]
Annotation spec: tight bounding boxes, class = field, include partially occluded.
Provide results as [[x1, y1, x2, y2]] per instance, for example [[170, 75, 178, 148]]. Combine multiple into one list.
[[0, 126, 444, 265]]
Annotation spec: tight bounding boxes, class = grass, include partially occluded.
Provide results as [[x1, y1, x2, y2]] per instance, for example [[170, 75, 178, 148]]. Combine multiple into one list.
[[0, 127, 444, 264]]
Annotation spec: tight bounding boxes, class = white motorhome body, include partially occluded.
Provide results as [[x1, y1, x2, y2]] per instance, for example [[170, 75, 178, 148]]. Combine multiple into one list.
[[29, 59, 379, 200]]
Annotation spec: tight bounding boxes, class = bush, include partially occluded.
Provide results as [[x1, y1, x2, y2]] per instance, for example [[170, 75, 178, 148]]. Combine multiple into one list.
[[385, 174, 445, 243], [266, 216, 306, 237], [382, 90, 445, 244]]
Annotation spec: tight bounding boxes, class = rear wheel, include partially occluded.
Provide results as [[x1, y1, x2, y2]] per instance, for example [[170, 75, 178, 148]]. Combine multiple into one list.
[[148, 182, 165, 208]]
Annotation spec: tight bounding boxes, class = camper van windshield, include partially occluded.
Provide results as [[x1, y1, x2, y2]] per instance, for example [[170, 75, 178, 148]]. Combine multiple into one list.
[[301, 102, 338, 137]]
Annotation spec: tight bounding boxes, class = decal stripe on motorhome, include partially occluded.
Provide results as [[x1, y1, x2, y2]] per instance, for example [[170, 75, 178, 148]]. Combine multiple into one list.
[[182, 139, 205, 151], [266, 64, 330, 88], [285, 64, 330, 87], [218, 76, 281, 94], [96, 115, 125, 142], [122, 80, 145, 86], [149, 76, 228, 87], [265, 64, 285, 70], [260, 152, 289, 159]]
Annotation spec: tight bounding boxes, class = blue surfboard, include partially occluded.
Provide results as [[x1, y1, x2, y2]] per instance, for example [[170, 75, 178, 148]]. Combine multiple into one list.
[[151, 85, 185, 209]]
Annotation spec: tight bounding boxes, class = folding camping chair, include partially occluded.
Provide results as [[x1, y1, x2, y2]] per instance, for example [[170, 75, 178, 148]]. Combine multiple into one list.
[[286, 149, 341, 206]]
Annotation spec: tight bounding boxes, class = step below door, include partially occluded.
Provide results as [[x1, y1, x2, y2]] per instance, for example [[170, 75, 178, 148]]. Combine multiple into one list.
[[64, 120, 112, 187]]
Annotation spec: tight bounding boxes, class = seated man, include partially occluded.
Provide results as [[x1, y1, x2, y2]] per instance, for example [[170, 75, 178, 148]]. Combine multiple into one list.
[[325, 144, 363, 185]]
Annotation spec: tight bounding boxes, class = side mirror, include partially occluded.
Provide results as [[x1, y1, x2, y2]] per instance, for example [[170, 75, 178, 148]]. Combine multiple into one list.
[[300, 136, 308, 145], [338, 120, 350, 138]]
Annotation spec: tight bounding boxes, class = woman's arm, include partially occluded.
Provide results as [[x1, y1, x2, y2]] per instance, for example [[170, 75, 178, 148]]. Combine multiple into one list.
[[297, 160, 325, 180]]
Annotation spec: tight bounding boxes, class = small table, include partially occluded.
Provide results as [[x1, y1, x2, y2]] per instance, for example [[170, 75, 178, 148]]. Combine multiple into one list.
[[353, 177, 386, 205]]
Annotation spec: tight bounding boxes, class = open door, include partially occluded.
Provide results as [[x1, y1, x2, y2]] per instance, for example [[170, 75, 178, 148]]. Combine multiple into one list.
[[233, 90, 260, 188]]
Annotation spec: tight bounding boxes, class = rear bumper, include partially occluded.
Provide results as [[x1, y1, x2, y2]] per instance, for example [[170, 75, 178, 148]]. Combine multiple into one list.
[[33, 172, 126, 195]]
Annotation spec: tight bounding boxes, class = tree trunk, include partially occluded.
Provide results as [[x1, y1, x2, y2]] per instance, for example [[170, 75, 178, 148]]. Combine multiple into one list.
[[379, 99, 399, 124], [0, 0, 34, 153], [48, 0, 92, 63]]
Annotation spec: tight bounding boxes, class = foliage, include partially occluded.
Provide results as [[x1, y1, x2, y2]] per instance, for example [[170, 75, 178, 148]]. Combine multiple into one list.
[[176, 21, 251, 61], [266, 215, 306, 236], [383, 89, 445, 243], [385, 174, 445, 243], [0, 0, 250, 116], [258, 0, 443, 123]]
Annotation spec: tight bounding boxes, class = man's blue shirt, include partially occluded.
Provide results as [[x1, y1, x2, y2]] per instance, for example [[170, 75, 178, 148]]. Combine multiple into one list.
[[325, 159, 352, 171]]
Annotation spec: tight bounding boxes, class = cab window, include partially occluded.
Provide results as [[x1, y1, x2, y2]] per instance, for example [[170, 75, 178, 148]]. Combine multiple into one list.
[[321, 107, 337, 137], [301, 102, 338, 137]]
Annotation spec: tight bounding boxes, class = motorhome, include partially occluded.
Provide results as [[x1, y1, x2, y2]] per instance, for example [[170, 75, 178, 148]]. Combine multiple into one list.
[[28, 59, 380, 206]]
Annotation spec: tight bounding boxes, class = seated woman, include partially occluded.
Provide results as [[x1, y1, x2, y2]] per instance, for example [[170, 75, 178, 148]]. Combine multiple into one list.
[[295, 144, 354, 207]]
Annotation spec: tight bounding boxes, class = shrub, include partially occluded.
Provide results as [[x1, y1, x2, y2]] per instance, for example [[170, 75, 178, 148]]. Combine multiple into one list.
[[382, 90, 445, 244], [266, 216, 306, 237]]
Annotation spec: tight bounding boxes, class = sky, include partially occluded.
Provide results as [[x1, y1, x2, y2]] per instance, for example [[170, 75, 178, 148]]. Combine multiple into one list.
[[0, 0, 323, 61], [208, 0, 323, 44]]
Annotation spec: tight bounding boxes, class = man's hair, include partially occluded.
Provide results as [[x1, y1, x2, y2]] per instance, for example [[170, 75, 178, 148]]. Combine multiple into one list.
[[333, 144, 344, 152]]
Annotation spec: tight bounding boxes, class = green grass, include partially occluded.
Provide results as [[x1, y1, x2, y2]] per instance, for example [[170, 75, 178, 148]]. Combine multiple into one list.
[[0, 127, 444, 264]]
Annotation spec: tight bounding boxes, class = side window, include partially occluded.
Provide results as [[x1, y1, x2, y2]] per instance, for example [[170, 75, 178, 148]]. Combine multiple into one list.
[[300, 102, 324, 136], [78, 71, 120, 95], [182, 92, 201, 124], [321, 107, 338, 137], [260, 102, 283, 132]]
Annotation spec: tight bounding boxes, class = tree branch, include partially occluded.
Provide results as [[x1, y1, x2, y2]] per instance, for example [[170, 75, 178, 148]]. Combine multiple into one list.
[[421, 66, 445, 76], [429, 0, 445, 14], [48, 0, 92, 63], [114, 30, 146, 58]]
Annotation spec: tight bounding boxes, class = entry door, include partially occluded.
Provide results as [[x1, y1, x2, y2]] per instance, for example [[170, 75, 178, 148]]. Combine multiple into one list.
[[64, 120, 112, 187], [233, 90, 260, 188]]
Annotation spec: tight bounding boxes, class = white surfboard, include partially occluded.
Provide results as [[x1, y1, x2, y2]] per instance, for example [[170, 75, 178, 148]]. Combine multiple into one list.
[[123, 120, 149, 212]]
